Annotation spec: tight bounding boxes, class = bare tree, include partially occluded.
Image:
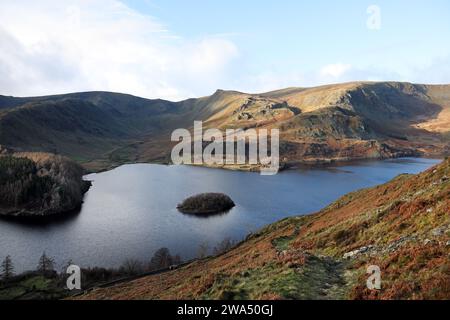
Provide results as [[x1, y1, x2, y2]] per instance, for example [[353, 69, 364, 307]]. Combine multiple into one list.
[[197, 242, 209, 259], [172, 254, 182, 265], [149, 248, 173, 270], [37, 252, 55, 273], [120, 259, 144, 276], [1, 255, 14, 281], [213, 238, 236, 255]]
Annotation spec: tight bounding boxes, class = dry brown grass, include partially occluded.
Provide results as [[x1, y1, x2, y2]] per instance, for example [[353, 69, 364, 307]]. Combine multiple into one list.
[[76, 158, 450, 300]]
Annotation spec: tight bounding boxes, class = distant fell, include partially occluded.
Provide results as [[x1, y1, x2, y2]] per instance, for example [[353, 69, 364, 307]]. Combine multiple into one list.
[[1, 82, 449, 172]]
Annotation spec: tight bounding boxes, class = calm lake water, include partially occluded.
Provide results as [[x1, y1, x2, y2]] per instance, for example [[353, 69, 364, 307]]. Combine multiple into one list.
[[0, 157, 441, 272]]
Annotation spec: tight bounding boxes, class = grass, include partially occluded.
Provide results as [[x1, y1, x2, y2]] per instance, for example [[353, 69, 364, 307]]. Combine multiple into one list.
[[0, 275, 66, 300], [271, 226, 300, 251], [201, 255, 347, 300], [76, 158, 450, 300], [108, 143, 139, 163], [202, 263, 296, 300], [21, 276, 53, 290]]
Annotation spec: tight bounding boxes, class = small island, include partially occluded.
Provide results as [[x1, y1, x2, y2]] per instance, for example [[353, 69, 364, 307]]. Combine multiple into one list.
[[177, 193, 235, 215]]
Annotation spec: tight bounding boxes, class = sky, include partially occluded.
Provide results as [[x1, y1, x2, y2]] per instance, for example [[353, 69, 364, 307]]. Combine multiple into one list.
[[0, 0, 449, 100]]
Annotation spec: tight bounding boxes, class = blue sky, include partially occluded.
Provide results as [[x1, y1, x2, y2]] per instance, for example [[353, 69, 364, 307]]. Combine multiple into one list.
[[124, 0, 450, 77], [1, 0, 449, 99]]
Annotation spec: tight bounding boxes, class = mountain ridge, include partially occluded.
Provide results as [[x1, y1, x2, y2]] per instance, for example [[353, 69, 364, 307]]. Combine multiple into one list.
[[1, 81, 449, 172]]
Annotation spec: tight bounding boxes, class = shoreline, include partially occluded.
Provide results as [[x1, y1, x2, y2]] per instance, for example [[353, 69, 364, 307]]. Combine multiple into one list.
[[0, 157, 444, 276], [82, 153, 446, 175], [0, 180, 92, 221]]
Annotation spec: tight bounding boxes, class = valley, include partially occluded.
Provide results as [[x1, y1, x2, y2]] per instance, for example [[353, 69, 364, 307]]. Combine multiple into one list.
[[1, 81, 449, 300]]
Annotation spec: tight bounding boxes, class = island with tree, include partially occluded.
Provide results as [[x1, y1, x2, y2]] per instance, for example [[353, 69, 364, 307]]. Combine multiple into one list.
[[177, 193, 235, 215]]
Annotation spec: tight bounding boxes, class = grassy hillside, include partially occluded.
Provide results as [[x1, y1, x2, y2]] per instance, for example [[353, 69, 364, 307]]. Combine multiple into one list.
[[0, 92, 193, 170], [0, 82, 449, 172], [77, 158, 450, 300]]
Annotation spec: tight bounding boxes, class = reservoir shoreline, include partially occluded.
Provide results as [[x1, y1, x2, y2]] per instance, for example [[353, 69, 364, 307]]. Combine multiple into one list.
[[0, 157, 441, 273]]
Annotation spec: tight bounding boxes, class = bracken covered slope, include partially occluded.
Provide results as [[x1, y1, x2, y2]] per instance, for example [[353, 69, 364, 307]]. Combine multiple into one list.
[[1, 82, 449, 171], [77, 158, 450, 300]]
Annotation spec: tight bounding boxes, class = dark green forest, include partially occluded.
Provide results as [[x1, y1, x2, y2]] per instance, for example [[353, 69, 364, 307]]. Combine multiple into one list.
[[0, 153, 90, 216]]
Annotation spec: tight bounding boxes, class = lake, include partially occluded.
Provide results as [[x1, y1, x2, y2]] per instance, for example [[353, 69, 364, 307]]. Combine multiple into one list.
[[0, 157, 441, 272]]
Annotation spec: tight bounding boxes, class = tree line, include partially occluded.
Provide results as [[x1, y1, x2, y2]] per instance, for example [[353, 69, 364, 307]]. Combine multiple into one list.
[[1, 236, 238, 283], [0, 154, 89, 214], [0, 247, 182, 285]]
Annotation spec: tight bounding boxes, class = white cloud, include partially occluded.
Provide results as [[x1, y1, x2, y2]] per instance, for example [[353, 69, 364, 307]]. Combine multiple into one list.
[[0, 0, 239, 100], [1, 1, 448, 100], [319, 63, 352, 79]]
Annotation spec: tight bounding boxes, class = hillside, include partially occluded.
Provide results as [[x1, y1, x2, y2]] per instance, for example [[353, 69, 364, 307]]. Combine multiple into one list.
[[77, 158, 450, 300], [0, 82, 449, 171], [0, 147, 90, 217], [0, 92, 192, 170]]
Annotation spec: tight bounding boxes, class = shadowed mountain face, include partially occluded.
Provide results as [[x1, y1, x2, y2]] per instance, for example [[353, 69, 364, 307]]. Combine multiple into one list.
[[0, 82, 449, 171]]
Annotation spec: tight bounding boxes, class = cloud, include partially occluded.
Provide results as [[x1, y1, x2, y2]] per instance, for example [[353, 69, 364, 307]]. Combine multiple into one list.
[[236, 63, 413, 93], [319, 63, 352, 79], [1, 1, 448, 100], [0, 0, 239, 100]]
